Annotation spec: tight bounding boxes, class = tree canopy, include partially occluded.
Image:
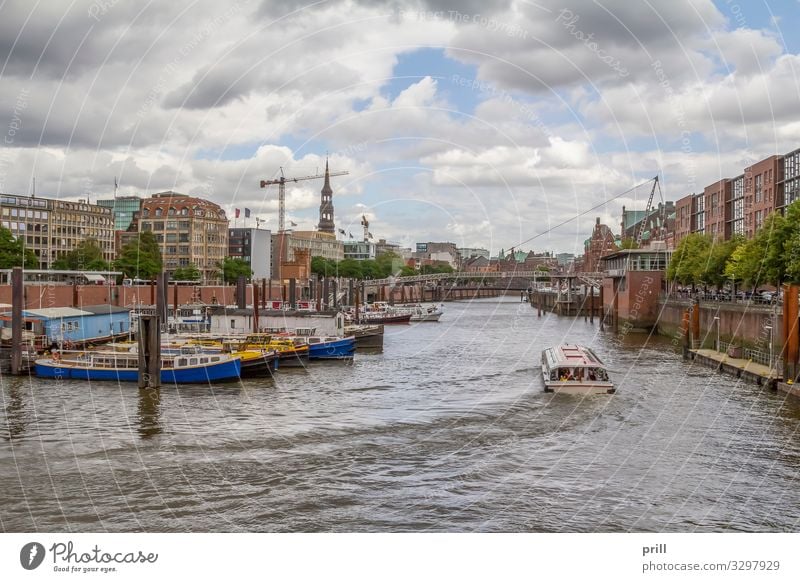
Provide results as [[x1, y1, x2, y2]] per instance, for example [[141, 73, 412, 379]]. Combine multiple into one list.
[[0, 226, 39, 269], [172, 263, 201, 281], [52, 238, 109, 271], [310, 252, 413, 279], [114, 231, 163, 280], [668, 200, 800, 289], [218, 257, 253, 284]]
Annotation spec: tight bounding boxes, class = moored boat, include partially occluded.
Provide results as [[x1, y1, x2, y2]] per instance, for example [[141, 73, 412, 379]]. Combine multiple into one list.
[[35, 347, 242, 383], [343, 324, 384, 350], [408, 303, 444, 322], [304, 336, 356, 360], [541, 344, 615, 395], [239, 334, 310, 368]]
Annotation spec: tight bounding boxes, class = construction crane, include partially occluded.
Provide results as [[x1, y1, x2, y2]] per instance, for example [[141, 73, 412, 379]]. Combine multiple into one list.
[[259, 166, 349, 232], [635, 175, 662, 248]]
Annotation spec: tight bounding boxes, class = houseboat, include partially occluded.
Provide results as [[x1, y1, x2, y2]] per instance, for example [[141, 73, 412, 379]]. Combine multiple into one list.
[[34, 346, 242, 383], [541, 344, 615, 395]]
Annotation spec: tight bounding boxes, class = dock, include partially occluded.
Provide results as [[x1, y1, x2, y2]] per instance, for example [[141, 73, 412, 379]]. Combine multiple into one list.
[[687, 348, 781, 388]]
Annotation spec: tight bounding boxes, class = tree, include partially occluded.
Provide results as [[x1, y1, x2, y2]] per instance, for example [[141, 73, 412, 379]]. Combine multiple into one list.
[[52, 238, 109, 271], [399, 265, 416, 276], [704, 235, 743, 289], [336, 258, 363, 279], [785, 201, 800, 283], [667, 233, 712, 287], [217, 257, 253, 284], [173, 263, 201, 281], [619, 238, 639, 249], [114, 231, 163, 280], [0, 226, 39, 268], [311, 256, 337, 277]]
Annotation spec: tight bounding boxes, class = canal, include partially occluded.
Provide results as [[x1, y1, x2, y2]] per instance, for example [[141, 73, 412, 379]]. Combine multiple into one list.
[[2, 297, 799, 532]]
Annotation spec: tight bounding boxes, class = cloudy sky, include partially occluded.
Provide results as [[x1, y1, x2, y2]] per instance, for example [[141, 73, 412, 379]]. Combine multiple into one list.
[[1, 0, 799, 255]]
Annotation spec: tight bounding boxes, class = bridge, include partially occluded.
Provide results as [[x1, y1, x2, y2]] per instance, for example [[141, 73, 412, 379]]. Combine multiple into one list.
[[365, 270, 555, 286], [364, 270, 607, 287]]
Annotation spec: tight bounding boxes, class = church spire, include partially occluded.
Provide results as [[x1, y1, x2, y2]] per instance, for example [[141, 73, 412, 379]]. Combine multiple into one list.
[[317, 157, 335, 234]]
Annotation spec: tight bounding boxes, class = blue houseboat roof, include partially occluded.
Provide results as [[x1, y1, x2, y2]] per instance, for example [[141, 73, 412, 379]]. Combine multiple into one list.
[[2, 306, 131, 320]]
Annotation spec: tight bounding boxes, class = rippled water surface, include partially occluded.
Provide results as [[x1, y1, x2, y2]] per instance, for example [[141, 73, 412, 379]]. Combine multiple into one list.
[[2, 298, 800, 532]]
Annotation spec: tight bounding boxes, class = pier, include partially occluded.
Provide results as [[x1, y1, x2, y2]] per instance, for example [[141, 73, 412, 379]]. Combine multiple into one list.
[[686, 348, 780, 388]]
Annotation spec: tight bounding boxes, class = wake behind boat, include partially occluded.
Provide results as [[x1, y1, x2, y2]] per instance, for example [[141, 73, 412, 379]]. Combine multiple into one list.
[[541, 344, 615, 395]]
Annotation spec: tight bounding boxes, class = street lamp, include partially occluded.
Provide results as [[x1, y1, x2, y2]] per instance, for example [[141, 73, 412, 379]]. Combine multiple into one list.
[[714, 315, 721, 352], [764, 324, 773, 373]]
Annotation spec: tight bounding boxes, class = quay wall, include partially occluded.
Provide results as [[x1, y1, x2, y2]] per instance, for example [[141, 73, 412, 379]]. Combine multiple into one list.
[[657, 298, 781, 351]]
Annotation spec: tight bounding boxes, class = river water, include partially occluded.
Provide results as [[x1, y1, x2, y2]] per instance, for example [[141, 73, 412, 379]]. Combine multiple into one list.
[[2, 297, 799, 532]]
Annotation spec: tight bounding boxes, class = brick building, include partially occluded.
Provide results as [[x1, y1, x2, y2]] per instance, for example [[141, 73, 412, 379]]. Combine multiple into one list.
[[744, 155, 780, 238], [136, 191, 229, 282], [703, 179, 731, 241], [583, 217, 618, 272]]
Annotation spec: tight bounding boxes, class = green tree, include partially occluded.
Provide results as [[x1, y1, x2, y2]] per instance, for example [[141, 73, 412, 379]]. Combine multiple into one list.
[[399, 265, 416, 276], [217, 257, 253, 284], [667, 233, 712, 287], [785, 202, 800, 283], [619, 238, 639, 249], [420, 264, 454, 275], [0, 226, 39, 268], [172, 263, 201, 281], [114, 231, 163, 280], [52, 238, 109, 271], [337, 258, 363, 279], [704, 235, 743, 289], [311, 256, 338, 277]]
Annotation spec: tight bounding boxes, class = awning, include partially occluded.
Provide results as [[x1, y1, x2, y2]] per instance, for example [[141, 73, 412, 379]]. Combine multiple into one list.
[[83, 274, 106, 283]]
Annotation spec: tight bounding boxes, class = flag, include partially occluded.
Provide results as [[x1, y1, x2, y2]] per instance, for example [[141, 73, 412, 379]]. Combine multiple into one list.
[[338, 228, 346, 235], [114, 177, 118, 189], [290, 221, 298, 227], [349, 232, 353, 239], [244, 208, 251, 218], [235, 208, 240, 218], [368, 232, 373, 239]]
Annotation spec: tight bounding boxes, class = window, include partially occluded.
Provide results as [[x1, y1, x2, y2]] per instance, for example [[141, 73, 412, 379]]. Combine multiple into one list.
[[230, 319, 236, 328], [155, 208, 163, 216]]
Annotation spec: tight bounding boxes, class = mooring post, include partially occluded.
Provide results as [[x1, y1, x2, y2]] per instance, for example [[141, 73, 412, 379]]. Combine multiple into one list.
[[332, 279, 338, 309], [137, 315, 161, 389], [322, 277, 329, 310], [289, 278, 297, 310], [252, 282, 260, 332], [590, 286, 595, 323], [156, 272, 169, 331], [782, 283, 799, 382], [10, 267, 23, 375]]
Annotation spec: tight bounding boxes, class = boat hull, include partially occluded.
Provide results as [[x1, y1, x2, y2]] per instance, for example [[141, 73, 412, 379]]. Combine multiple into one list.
[[410, 312, 442, 322], [34, 358, 242, 383], [238, 353, 279, 377], [358, 313, 411, 324], [308, 337, 355, 360], [275, 351, 309, 368], [543, 381, 615, 395]]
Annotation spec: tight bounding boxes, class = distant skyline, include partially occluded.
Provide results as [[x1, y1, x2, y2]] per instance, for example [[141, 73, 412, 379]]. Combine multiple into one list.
[[2, 0, 799, 254]]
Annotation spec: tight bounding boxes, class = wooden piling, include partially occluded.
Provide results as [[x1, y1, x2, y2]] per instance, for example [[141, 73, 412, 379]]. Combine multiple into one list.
[[590, 286, 594, 323], [289, 278, 297, 310], [156, 272, 169, 328], [252, 282, 260, 332], [137, 315, 161, 389], [783, 283, 799, 382], [10, 267, 23, 375]]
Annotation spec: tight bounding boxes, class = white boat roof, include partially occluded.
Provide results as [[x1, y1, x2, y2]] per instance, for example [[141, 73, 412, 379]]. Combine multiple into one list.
[[544, 344, 605, 367]]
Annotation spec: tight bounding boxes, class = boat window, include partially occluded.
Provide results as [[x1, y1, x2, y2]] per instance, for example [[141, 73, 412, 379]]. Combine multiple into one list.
[[200, 357, 208, 364], [189, 358, 198, 366], [177, 358, 186, 367]]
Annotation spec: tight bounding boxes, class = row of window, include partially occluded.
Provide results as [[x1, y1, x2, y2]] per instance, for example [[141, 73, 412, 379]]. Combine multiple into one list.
[[141, 207, 226, 219]]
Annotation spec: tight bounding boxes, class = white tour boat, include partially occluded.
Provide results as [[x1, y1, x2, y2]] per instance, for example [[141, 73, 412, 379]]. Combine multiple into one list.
[[541, 344, 615, 394]]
